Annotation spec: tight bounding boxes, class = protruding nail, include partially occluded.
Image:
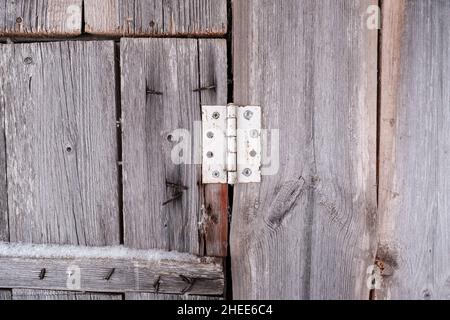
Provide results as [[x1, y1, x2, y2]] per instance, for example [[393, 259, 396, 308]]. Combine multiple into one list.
[[193, 85, 216, 92], [39, 268, 46, 280], [104, 268, 115, 281]]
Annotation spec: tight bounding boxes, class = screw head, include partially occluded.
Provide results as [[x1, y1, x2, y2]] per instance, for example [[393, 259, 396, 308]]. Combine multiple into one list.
[[212, 170, 220, 178], [16, 17, 23, 23], [206, 131, 214, 139], [206, 151, 214, 158], [242, 168, 252, 177], [212, 112, 220, 119], [243, 110, 253, 120], [249, 149, 257, 157], [250, 129, 259, 138]]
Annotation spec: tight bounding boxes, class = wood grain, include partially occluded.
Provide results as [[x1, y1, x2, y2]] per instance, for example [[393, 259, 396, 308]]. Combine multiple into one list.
[[0, 0, 82, 37], [84, 0, 227, 36], [126, 292, 221, 300], [0, 290, 11, 300], [0, 41, 120, 246], [121, 38, 228, 256], [0, 242, 224, 295], [377, 0, 450, 300], [121, 38, 201, 254], [0, 41, 120, 300], [12, 289, 122, 300], [231, 0, 378, 299], [121, 38, 227, 299]]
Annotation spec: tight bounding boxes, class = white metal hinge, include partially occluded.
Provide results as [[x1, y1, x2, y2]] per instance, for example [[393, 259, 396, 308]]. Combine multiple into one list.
[[202, 104, 261, 184]]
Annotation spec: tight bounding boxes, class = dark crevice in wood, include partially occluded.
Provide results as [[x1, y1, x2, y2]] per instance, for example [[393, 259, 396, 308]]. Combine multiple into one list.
[[196, 38, 207, 258], [114, 41, 124, 245], [0, 34, 226, 44], [225, 0, 233, 301], [1, 75, 9, 243], [371, 0, 383, 301], [81, 0, 85, 34]]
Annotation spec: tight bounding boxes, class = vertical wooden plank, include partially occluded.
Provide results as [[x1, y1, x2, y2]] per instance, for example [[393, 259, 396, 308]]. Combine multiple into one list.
[[231, 0, 378, 299], [0, 41, 120, 299], [12, 289, 122, 300], [199, 39, 228, 257], [1, 41, 120, 246], [84, 0, 227, 36], [378, 0, 450, 300], [121, 38, 201, 254], [0, 61, 8, 299], [121, 38, 227, 299], [0, 0, 82, 37]]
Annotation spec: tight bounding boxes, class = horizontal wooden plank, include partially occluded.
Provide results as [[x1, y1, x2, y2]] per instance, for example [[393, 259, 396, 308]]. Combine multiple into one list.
[[0, 0, 82, 37], [0, 242, 224, 295], [12, 289, 122, 300], [84, 0, 227, 36], [126, 292, 221, 300]]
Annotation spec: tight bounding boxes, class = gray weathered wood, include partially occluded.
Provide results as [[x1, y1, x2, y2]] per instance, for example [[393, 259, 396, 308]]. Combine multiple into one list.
[[231, 0, 378, 299], [121, 38, 227, 299], [377, 0, 450, 300], [0, 41, 120, 246], [0, 290, 11, 300], [84, 0, 227, 36], [12, 289, 122, 300], [0, 242, 223, 295], [126, 292, 221, 300], [0, 0, 82, 37], [0, 41, 120, 300], [121, 38, 228, 256], [198, 39, 228, 257], [121, 38, 201, 254]]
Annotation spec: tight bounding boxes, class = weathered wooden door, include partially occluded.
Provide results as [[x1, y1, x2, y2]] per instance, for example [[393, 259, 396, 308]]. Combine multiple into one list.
[[0, 0, 228, 300], [1, 0, 450, 301]]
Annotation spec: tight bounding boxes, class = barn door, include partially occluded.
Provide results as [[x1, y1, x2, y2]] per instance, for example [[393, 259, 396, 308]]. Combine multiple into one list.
[[0, 38, 227, 299]]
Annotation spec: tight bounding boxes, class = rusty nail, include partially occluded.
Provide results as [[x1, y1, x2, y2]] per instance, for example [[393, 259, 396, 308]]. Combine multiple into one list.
[[39, 268, 46, 280], [153, 276, 161, 292], [193, 85, 216, 92], [104, 268, 115, 281]]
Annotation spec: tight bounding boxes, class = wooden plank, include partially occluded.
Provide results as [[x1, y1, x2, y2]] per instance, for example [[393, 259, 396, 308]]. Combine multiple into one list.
[[121, 38, 201, 254], [0, 290, 11, 300], [121, 37, 227, 300], [377, 0, 450, 300], [126, 292, 221, 300], [84, 0, 227, 36], [231, 0, 378, 299], [0, 0, 82, 37], [0, 41, 120, 246], [12, 289, 122, 300], [121, 38, 228, 255], [0, 242, 223, 295], [0, 41, 120, 300], [198, 39, 228, 257]]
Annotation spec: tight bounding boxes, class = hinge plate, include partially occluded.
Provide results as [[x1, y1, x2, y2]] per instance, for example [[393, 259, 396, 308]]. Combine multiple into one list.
[[202, 104, 261, 184]]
